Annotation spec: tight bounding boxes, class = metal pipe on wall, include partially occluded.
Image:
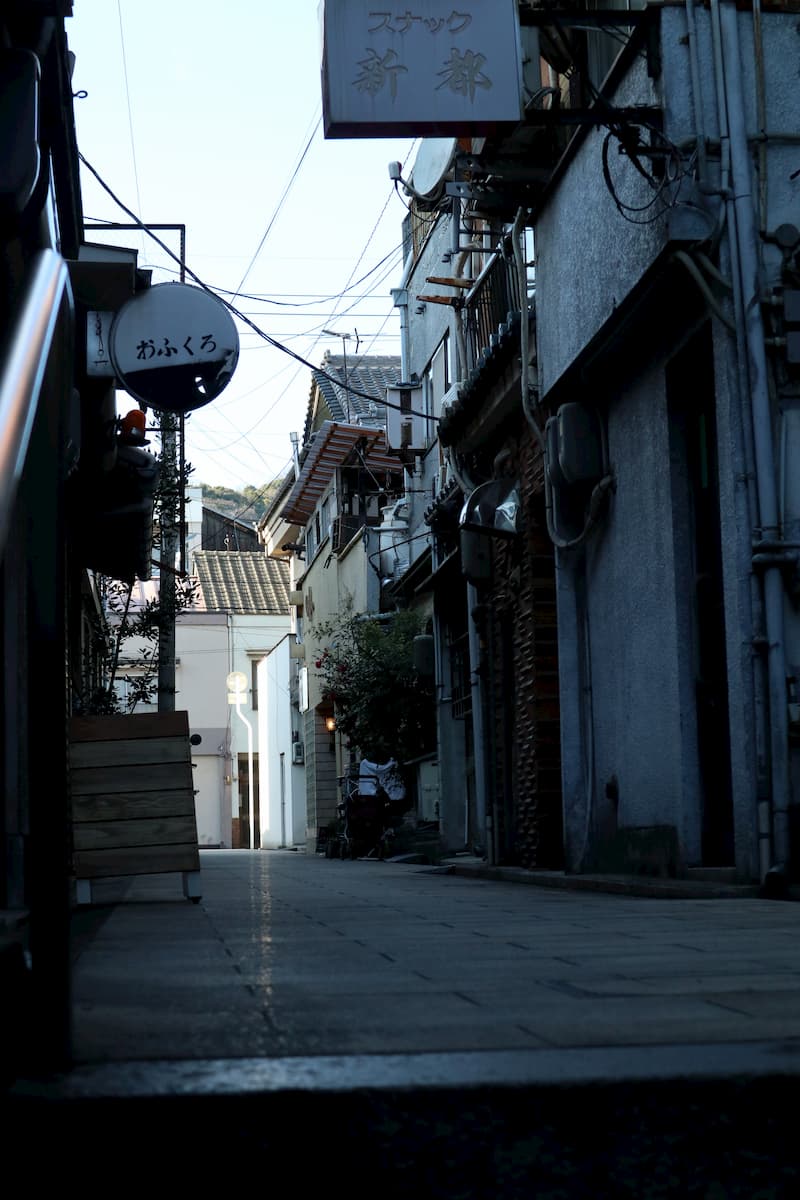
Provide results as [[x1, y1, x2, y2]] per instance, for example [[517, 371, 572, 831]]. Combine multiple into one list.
[[715, 0, 791, 873], [706, 0, 772, 880], [467, 580, 488, 855]]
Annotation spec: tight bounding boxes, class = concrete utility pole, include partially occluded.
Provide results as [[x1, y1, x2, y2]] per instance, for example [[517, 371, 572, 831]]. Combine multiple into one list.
[[90, 220, 187, 713], [156, 226, 187, 712], [157, 410, 180, 712]]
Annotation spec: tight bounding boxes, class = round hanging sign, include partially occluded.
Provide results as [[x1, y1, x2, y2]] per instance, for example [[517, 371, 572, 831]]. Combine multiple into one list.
[[109, 282, 239, 413]]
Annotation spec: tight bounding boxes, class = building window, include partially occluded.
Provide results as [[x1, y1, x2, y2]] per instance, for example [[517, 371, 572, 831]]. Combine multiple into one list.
[[421, 335, 451, 441], [449, 632, 472, 719], [251, 659, 259, 711]]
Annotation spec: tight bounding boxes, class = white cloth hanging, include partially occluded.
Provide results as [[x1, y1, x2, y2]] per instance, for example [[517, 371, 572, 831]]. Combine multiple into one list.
[[358, 758, 406, 800]]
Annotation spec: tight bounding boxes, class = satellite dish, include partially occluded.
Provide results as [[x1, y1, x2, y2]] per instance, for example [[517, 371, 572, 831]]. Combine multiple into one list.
[[410, 138, 457, 201]]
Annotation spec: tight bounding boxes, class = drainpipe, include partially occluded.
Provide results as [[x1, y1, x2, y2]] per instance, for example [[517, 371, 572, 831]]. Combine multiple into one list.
[[706, 2, 771, 881], [444, 448, 490, 858], [391, 286, 411, 382], [715, 0, 791, 877], [466, 580, 489, 856], [391, 245, 416, 382], [290, 431, 301, 480], [684, 0, 708, 187]]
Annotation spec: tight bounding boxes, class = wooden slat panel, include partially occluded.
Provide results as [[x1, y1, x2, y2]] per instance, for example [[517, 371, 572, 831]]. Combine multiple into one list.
[[72, 790, 198, 824], [70, 736, 190, 770], [72, 816, 198, 852], [73, 842, 201, 879], [68, 711, 201, 885], [69, 711, 190, 743], [70, 762, 194, 796]]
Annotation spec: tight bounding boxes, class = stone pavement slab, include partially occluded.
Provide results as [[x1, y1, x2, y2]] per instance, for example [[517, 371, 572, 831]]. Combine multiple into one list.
[[62, 849, 800, 1068], [7, 850, 800, 1195]]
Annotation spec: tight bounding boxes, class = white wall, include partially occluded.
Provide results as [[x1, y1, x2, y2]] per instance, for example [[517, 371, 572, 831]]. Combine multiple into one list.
[[257, 637, 305, 848], [228, 613, 291, 818], [174, 613, 231, 846]]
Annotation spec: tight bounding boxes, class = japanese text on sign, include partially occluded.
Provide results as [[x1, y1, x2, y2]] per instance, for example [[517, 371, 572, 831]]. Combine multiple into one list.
[[135, 334, 218, 361], [354, 9, 491, 102], [367, 9, 472, 34], [322, 0, 522, 138]]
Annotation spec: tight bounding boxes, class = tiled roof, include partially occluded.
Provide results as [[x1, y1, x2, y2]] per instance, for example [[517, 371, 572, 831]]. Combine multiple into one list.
[[307, 352, 401, 435], [192, 551, 290, 613]]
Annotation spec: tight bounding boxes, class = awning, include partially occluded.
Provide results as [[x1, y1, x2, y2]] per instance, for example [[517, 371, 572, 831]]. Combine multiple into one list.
[[280, 421, 403, 525]]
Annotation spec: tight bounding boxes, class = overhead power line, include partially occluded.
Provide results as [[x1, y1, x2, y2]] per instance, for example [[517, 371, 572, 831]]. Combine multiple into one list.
[[78, 154, 436, 423], [229, 107, 323, 303]]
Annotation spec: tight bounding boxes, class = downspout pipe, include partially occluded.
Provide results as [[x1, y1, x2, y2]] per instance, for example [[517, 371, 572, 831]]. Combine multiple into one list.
[[443, 446, 490, 857], [391, 232, 418, 383], [708, 0, 771, 882], [391, 286, 411, 382], [717, 0, 791, 876]]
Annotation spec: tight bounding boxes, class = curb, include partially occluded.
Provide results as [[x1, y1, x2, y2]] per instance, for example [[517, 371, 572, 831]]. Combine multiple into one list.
[[436, 862, 778, 900]]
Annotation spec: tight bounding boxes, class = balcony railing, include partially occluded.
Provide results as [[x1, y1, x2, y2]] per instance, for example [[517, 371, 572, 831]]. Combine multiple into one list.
[[462, 247, 524, 373]]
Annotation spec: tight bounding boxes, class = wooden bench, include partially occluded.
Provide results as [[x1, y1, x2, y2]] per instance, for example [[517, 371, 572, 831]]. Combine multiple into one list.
[[69, 710, 202, 904]]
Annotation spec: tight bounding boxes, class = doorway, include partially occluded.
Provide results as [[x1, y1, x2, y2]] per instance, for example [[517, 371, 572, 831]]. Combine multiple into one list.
[[667, 323, 734, 864]]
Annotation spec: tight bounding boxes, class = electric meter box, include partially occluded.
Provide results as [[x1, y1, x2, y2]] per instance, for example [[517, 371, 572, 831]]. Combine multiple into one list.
[[555, 403, 604, 485]]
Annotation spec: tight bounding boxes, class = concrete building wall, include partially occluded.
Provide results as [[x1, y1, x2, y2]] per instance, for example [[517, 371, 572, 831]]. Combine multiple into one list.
[[535, 52, 662, 396], [534, 8, 800, 878]]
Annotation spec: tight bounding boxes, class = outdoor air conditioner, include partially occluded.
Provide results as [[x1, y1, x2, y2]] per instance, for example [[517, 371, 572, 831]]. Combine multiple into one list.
[[292, 741, 305, 765], [385, 383, 426, 451], [439, 381, 463, 419]]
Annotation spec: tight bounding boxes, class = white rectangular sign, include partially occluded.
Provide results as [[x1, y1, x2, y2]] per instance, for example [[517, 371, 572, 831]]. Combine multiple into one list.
[[321, 0, 523, 137], [86, 310, 115, 377]]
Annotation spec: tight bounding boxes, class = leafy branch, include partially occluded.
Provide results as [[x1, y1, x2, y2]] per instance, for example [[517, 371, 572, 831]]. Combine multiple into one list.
[[311, 605, 434, 766]]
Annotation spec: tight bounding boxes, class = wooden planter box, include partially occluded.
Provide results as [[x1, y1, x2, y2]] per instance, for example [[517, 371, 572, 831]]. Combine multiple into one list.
[[69, 710, 201, 904]]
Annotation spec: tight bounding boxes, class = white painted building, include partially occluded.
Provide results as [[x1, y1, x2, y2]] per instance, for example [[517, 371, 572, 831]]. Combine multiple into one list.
[[256, 635, 306, 848]]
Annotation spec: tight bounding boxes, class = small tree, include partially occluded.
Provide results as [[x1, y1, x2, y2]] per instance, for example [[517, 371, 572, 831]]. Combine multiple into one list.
[[312, 607, 434, 766]]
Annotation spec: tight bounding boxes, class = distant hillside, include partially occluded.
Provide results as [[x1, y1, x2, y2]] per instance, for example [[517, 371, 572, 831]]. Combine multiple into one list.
[[198, 481, 281, 525]]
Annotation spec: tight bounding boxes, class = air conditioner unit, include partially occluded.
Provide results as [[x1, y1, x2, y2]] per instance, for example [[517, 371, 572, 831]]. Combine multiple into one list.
[[292, 741, 305, 765], [385, 384, 427, 451], [439, 381, 463, 419]]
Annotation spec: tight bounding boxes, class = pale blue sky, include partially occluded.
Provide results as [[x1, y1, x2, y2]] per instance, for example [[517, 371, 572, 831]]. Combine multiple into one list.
[[66, 1, 417, 493]]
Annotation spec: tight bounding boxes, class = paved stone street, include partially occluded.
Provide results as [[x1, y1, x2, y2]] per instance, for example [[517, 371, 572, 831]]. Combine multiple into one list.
[[8, 849, 800, 1196], [69, 848, 800, 1065]]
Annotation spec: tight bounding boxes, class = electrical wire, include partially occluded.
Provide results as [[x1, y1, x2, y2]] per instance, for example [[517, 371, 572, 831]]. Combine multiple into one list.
[[221, 139, 419, 432], [299, 140, 418, 369], [115, 0, 145, 260], [78, 153, 437, 423], [229, 108, 323, 303], [110, 257, 407, 304], [230, 459, 295, 525], [545, 11, 697, 226]]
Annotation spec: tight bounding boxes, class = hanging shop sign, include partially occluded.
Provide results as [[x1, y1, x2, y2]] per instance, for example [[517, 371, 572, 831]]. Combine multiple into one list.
[[109, 282, 239, 414], [321, 0, 523, 137]]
